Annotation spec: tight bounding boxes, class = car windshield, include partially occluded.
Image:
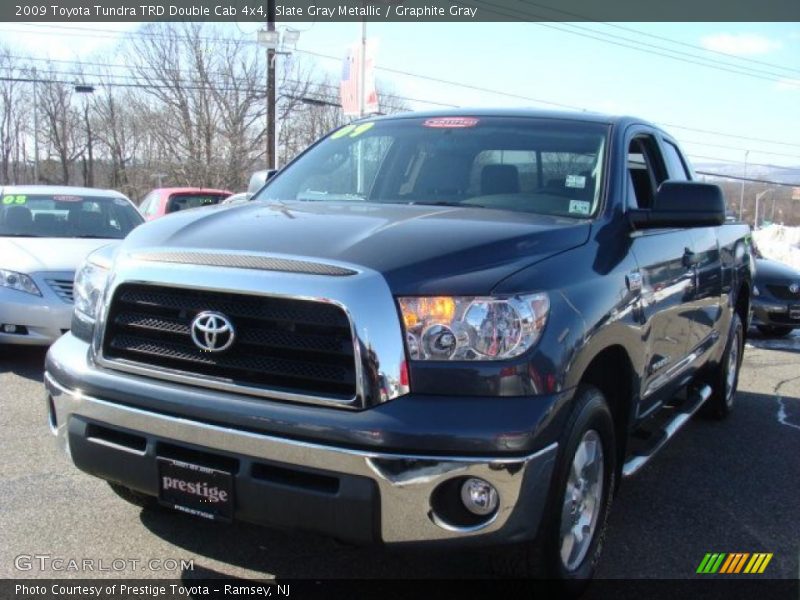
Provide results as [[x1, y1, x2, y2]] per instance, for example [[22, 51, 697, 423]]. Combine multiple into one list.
[[0, 193, 143, 238], [167, 193, 229, 213], [255, 116, 608, 218]]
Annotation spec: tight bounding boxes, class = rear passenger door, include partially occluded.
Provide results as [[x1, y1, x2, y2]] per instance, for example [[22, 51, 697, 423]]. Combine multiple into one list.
[[626, 130, 695, 416]]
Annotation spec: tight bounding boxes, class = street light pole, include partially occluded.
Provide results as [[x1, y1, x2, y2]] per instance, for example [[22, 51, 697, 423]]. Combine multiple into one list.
[[738, 149, 749, 221], [75, 84, 95, 187], [32, 67, 39, 184]]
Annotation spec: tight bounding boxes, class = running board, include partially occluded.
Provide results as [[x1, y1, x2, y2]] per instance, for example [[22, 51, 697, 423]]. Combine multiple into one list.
[[622, 384, 712, 478]]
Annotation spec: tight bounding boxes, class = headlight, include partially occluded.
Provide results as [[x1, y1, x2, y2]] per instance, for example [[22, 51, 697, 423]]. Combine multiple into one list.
[[398, 293, 549, 361], [753, 284, 760, 297], [0, 269, 41, 296], [71, 254, 111, 342]]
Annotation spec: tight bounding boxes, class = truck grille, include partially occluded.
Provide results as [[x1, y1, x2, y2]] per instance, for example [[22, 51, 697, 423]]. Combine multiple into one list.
[[767, 284, 800, 300], [102, 284, 357, 400], [46, 278, 74, 303]]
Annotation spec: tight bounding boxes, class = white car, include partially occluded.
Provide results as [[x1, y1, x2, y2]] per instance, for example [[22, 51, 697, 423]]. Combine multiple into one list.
[[0, 185, 143, 346]]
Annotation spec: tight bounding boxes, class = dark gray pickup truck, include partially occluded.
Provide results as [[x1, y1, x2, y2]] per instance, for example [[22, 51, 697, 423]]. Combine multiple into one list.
[[45, 110, 752, 585]]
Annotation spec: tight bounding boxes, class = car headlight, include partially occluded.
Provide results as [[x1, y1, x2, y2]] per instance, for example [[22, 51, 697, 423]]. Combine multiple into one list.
[[0, 269, 41, 296], [753, 284, 760, 297], [71, 250, 114, 342], [397, 294, 549, 361]]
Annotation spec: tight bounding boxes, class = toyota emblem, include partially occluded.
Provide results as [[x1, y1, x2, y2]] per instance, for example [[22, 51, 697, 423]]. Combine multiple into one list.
[[190, 311, 235, 352], [790, 283, 800, 295]]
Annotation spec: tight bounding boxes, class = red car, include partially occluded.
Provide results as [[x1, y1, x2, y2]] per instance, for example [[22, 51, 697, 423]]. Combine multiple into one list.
[[138, 188, 233, 221]]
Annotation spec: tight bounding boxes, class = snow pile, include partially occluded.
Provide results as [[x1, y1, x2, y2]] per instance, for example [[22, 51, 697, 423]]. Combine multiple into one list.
[[753, 224, 800, 271]]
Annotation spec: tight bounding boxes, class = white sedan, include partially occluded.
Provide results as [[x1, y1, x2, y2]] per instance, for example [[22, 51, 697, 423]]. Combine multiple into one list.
[[0, 185, 143, 346]]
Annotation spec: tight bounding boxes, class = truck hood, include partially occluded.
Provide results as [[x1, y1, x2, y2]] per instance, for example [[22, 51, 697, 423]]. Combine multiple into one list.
[[0, 237, 115, 274], [121, 201, 592, 294]]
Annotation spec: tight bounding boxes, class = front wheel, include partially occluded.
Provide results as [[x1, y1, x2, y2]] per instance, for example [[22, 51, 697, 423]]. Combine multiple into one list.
[[493, 386, 616, 591]]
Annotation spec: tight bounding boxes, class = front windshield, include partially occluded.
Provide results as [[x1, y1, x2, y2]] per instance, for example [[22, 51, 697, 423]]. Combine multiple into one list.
[[0, 193, 143, 238], [256, 116, 608, 218]]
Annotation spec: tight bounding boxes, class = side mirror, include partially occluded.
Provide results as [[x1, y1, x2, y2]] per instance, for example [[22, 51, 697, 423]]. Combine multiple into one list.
[[266, 168, 278, 181], [628, 181, 726, 230]]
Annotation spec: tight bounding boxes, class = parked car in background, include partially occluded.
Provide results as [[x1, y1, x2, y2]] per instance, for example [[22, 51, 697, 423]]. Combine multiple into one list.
[[138, 187, 233, 220], [247, 169, 277, 196], [752, 257, 800, 337], [0, 186, 143, 346], [220, 192, 251, 206]]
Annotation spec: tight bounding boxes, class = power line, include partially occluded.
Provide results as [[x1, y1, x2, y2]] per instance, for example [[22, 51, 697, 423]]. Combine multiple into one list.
[[460, 0, 794, 83], [687, 154, 800, 171], [681, 140, 800, 161], [696, 170, 800, 187], [487, 0, 800, 76], [5, 21, 800, 150]]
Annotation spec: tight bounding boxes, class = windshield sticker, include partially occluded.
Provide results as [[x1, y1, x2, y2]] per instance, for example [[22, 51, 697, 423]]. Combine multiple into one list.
[[568, 200, 591, 216], [423, 117, 479, 128], [565, 175, 587, 189], [2, 195, 26, 205], [349, 122, 375, 137], [330, 122, 375, 140], [113, 198, 129, 206], [53, 195, 83, 202], [330, 124, 356, 139]]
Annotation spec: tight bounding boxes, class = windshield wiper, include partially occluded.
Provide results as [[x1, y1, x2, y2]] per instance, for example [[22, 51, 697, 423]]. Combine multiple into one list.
[[408, 201, 485, 209], [72, 234, 115, 239], [0, 233, 43, 237]]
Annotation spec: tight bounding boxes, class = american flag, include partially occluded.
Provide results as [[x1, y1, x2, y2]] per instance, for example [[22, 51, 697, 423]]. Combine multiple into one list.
[[340, 45, 360, 116], [340, 40, 379, 117]]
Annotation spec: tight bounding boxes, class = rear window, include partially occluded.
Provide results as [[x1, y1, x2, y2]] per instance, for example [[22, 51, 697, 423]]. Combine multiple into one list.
[[167, 193, 229, 213], [0, 194, 143, 239], [256, 117, 608, 218]]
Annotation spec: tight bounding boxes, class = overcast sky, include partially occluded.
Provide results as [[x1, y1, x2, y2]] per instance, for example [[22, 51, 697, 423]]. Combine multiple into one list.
[[0, 20, 798, 172]]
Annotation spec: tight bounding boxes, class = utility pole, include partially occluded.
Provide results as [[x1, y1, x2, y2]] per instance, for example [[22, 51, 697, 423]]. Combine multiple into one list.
[[738, 149, 749, 221], [32, 67, 39, 184], [266, 0, 276, 170]]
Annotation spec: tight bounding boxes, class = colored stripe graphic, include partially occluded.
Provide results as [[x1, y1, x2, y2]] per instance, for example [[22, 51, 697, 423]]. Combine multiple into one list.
[[744, 553, 774, 574], [697, 553, 727, 573], [700, 552, 773, 574]]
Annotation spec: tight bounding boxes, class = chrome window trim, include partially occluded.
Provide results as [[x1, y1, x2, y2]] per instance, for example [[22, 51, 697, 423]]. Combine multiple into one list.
[[92, 252, 409, 409]]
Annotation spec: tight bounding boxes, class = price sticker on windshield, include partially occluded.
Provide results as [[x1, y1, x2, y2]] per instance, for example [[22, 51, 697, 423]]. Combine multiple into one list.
[[2, 195, 27, 205], [423, 117, 479, 128]]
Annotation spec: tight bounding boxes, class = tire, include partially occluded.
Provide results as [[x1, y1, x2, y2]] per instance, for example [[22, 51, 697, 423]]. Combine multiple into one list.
[[493, 385, 616, 592], [756, 324, 794, 338], [703, 313, 744, 420], [107, 482, 159, 509]]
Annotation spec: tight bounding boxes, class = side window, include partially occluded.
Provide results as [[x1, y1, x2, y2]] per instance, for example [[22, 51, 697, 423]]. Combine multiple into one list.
[[627, 136, 667, 209], [138, 193, 153, 215], [661, 140, 690, 181]]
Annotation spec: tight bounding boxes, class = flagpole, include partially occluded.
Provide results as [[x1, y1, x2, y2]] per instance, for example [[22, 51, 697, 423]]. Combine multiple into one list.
[[359, 19, 366, 118]]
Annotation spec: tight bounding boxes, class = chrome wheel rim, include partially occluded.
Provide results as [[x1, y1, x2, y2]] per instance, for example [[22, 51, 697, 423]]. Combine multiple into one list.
[[725, 328, 740, 407], [559, 429, 605, 572]]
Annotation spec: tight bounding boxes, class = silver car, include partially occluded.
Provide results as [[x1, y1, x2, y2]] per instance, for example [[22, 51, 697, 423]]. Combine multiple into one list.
[[0, 185, 143, 346]]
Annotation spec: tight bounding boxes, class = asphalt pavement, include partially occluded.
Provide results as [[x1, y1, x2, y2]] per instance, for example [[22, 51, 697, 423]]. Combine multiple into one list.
[[1, 330, 798, 582]]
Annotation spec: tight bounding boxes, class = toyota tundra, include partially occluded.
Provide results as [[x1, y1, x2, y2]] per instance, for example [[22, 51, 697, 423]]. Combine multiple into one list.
[[44, 110, 752, 585]]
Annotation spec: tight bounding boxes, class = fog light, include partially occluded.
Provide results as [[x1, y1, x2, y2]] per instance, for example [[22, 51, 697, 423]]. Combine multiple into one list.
[[460, 478, 498, 516], [3, 324, 17, 333]]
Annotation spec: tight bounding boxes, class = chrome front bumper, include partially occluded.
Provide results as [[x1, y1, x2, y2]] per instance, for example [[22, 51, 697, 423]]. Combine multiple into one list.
[[45, 372, 557, 544]]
